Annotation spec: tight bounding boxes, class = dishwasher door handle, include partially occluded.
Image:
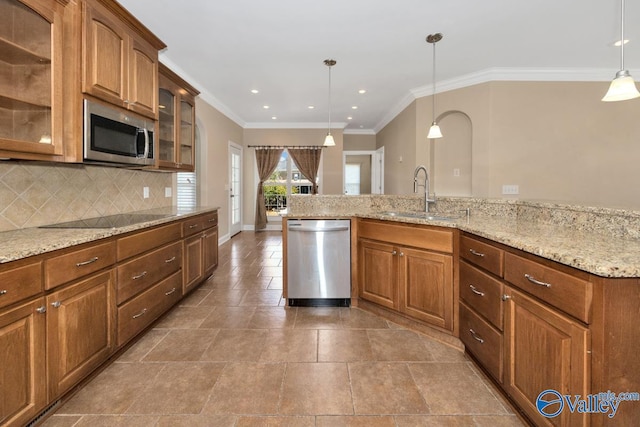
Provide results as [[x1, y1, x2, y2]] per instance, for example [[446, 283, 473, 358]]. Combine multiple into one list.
[[288, 226, 350, 232]]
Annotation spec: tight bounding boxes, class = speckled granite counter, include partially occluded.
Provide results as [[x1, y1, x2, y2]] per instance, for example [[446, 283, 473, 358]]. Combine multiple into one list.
[[0, 206, 219, 264], [287, 195, 640, 278]]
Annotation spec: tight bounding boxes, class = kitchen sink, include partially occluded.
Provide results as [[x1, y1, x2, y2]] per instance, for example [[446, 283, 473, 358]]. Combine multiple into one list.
[[379, 211, 457, 221]]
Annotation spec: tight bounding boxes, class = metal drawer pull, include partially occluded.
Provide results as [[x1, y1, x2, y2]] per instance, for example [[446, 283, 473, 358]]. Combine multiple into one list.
[[399, 252, 404, 257], [391, 250, 397, 255], [469, 328, 485, 344], [209, 218, 216, 222], [524, 274, 551, 288], [469, 284, 485, 296], [189, 224, 200, 229], [51, 301, 61, 308], [36, 306, 47, 314], [502, 294, 511, 301], [165, 256, 176, 263], [0, 290, 7, 296], [132, 271, 147, 280], [165, 287, 177, 296], [469, 249, 485, 257], [76, 257, 99, 267], [132, 308, 147, 319]]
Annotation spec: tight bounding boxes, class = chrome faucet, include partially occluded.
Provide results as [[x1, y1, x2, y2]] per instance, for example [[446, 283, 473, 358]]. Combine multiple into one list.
[[413, 165, 435, 212]]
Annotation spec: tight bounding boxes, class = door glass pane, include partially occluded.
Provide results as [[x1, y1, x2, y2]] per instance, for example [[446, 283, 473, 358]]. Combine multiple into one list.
[[263, 152, 287, 217], [345, 163, 361, 195], [180, 100, 193, 165], [231, 151, 241, 225], [0, 0, 52, 144], [158, 88, 174, 162]]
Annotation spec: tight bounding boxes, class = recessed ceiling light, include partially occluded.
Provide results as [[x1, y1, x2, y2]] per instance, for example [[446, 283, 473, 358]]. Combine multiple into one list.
[[251, 89, 259, 94], [347, 116, 353, 120], [308, 105, 315, 109], [614, 39, 630, 47], [358, 89, 367, 94], [351, 106, 358, 110], [263, 105, 270, 109], [271, 116, 277, 120]]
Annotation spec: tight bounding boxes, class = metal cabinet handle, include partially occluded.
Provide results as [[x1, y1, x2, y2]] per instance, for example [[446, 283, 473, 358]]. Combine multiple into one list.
[[469, 284, 485, 296], [189, 224, 200, 229], [51, 301, 61, 308], [165, 256, 176, 263], [132, 271, 147, 280], [502, 294, 511, 301], [0, 290, 7, 296], [469, 249, 485, 257], [391, 250, 397, 255], [76, 257, 99, 267], [469, 328, 485, 344], [399, 252, 404, 257], [132, 308, 147, 319], [525, 274, 551, 288], [36, 306, 47, 314], [209, 218, 217, 222], [165, 287, 177, 296]]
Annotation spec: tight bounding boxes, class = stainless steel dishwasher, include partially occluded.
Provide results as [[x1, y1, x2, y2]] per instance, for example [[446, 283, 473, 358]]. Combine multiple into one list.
[[286, 219, 351, 307]]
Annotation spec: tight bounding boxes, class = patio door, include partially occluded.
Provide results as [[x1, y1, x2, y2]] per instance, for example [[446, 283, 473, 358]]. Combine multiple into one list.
[[229, 142, 242, 236]]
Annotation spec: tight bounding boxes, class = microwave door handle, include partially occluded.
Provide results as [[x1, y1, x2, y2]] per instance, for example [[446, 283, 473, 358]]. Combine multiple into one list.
[[137, 128, 150, 159]]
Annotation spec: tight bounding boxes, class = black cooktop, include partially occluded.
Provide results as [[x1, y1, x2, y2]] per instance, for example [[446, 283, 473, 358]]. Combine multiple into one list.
[[40, 213, 175, 229]]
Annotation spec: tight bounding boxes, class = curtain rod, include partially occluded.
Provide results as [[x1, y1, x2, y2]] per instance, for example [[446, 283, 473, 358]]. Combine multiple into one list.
[[247, 145, 324, 149]]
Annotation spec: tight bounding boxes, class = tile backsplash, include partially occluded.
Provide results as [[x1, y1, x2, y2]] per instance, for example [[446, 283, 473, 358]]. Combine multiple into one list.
[[0, 161, 173, 232]]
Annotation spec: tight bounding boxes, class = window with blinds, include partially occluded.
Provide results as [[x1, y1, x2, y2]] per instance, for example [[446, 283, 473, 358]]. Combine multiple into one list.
[[177, 172, 196, 208]]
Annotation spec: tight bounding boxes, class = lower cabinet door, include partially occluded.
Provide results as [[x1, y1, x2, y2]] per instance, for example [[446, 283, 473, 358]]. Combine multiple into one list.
[[358, 239, 397, 309], [183, 234, 204, 293], [203, 226, 218, 277], [398, 247, 453, 331], [504, 288, 590, 427], [47, 271, 115, 399], [0, 298, 47, 427]]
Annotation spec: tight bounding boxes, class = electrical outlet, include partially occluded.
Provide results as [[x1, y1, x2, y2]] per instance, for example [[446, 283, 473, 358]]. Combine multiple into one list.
[[453, 168, 460, 177], [502, 184, 519, 195], [165, 187, 172, 198], [143, 187, 150, 199]]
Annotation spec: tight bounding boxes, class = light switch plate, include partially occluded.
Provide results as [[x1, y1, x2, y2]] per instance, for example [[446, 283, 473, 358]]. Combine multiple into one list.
[[502, 184, 519, 195], [143, 187, 150, 199], [165, 187, 172, 198]]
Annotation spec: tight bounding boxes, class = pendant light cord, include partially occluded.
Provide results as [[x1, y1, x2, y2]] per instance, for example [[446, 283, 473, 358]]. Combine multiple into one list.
[[432, 41, 437, 122], [620, 0, 626, 70], [328, 64, 332, 133]]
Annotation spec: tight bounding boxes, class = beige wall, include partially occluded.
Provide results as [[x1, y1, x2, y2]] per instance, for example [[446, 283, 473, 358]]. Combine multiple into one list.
[[382, 81, 640, 209], [196, 98, 244, 239], [242, 128, 344, 227], [344, 134, 376, 151]]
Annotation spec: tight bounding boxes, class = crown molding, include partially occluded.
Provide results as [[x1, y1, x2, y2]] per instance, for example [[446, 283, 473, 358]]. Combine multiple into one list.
[[343, 129, 376, 135], [243, 122, 348, 130]]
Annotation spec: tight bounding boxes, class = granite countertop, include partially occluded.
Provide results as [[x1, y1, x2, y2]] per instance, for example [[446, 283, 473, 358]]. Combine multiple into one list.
[[357, 211, 640, 278], [0, 206, 219, 264]]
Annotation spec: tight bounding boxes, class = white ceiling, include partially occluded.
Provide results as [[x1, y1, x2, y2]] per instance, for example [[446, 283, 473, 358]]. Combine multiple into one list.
[[117, 0, 639, 133]]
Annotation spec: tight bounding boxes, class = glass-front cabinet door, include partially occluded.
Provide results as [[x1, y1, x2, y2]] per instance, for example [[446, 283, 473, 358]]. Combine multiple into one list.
[[158, 87, 176, 164], [0, 0, 65, 159], [179, 98, 194, 168]]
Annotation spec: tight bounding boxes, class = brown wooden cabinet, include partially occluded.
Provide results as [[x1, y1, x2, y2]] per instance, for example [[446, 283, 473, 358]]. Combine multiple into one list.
[[82, 0, 164, 119], [356, 218, 455, 332], [46, 270, 115, 399], [0, 0, 68, 160], [183, 212, 219, 293], [157, 63, 199, 171], [0, 298, 47, 427]]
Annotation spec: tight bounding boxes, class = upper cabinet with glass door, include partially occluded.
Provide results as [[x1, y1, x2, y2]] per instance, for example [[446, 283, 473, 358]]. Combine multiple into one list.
[[157, 63, 199, 171], [0, 0, 68, 160]]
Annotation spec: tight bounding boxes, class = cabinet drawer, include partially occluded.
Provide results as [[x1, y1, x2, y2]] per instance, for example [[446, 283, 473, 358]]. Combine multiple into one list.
[[504, 252, 592, 324], [182, 212, 218, 237], [116, 241, 182, 304], [459, 261, 503, 330], [117, 271, 182, 347], [0, 261, 42, 309], [358, 219, 453, 253], [45, 241, 116, 289], [459, 302, 503, 383], [117, 222, 182, 261], [460, 235, 504, 277]]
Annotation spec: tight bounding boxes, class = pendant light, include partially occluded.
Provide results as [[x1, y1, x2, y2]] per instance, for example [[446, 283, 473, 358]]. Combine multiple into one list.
[[426, 33, 444, 139], [602, 0, 640, 101], [323, 59, 336, 146]]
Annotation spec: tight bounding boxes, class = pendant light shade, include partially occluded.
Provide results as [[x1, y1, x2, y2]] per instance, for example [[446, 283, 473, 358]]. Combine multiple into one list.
[[602, 0, 640, 102], [426, 33, 443, 139], [323, 59, 336, 146]]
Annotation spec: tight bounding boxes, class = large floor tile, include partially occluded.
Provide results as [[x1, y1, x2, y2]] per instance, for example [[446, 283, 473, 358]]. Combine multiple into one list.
[[318, 330, 374, 362], [236, 416, 315, 426], [201, 329, 268, 361], [117, 329, 169, 362], [294, 307, 342, 329], [203, 363, 286, 415], [66, 415, 159, 426], [349, 362, 430, 415], [156, 414, 237, 426], [394, 415, 525, 426], [199, 289, 248, 306], [279, 363, 353, 415], [239, 289, 284, 306], [259, 329, 318, 362], [367, 329, 435, 361], [142, 329, 219, 361], [199, 306, 256, 328], [125, 362, 224, 414], [248, 306, 297, 329], [153, 305, 215, 328], [408, 363, 511, 415], [316, 415, 396, 426], [339, 308, 390, 329]]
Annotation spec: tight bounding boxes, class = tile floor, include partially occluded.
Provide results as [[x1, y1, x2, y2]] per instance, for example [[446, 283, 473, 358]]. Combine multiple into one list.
[[43, 231, 525, 427]]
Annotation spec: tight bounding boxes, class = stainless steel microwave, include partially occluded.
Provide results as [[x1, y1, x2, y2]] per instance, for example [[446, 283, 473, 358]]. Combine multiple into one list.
[[83, 100, 155, 166]]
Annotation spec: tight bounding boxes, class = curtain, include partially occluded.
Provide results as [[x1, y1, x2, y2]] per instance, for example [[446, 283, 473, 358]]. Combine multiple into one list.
[[254, 147, 284, 230], [288, 147, 322, 194]]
